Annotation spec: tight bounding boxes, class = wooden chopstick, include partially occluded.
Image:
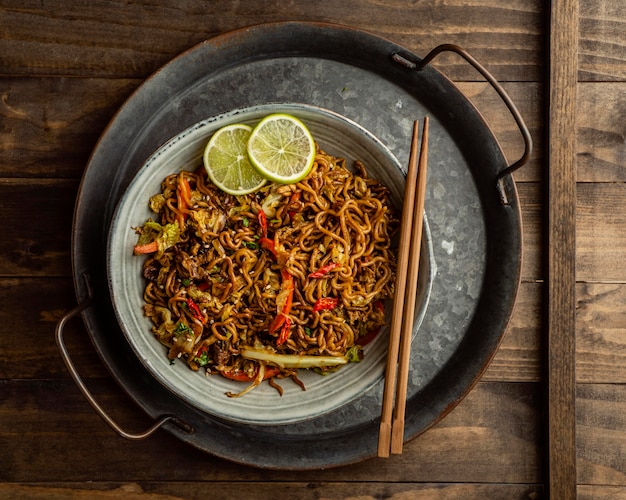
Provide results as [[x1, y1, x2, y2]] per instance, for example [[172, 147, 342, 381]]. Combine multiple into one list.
[[390, 116, 429, 454], [377, 119, 422, 458]]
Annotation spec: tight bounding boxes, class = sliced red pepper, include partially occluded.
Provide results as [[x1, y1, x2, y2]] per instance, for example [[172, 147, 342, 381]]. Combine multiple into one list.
[[355, 301, 385, 346], [287, 191, 301, 219], [220, 366, 282, 382], [259, 237, 276, 258], [276, 316, 292, 346], [176, 175, 192, 227], [312, 297, 339, 313], [186, 297, 205, 323], [257, 210, 268, 238], [196, 281, 211, 291], [178, 175, 192, 208], [356, 326, 382, 346], [308, 262, 339, 278], [269, 269, 294, 334], [133, 240, 158, 255]]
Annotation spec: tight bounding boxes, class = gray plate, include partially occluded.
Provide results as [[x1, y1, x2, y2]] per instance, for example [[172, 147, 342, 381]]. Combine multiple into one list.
[[72, 22, 524, 469], [107, 102, 434, 426]]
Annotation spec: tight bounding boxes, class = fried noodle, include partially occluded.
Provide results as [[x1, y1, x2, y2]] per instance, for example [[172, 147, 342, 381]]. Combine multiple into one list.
[[133, 146, 398, 397]]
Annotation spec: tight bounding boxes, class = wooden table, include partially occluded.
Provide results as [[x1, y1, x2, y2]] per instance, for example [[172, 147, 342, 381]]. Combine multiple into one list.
[[1, 1, 624, 497]]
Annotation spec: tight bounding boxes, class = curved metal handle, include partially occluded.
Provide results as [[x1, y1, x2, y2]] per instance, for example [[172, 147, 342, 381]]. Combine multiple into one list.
[[55, 284, 193, 440], [392, 44, 533, 180]]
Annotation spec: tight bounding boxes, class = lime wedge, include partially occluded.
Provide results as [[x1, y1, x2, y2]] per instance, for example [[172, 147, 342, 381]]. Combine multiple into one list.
[[203, 124, 267, 196], [247, 114, 316, 184]]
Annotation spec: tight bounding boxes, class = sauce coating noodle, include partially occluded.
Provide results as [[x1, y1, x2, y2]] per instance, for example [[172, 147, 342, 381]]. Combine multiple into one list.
[[133, 146, 398, 396]]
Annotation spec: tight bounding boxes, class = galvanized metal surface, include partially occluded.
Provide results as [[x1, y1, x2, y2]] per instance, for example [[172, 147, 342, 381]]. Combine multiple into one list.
[[70, 22, 526, 469]]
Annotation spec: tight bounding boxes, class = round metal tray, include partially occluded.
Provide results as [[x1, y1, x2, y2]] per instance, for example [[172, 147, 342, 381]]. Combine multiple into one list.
[[60, 21, 530, 469]]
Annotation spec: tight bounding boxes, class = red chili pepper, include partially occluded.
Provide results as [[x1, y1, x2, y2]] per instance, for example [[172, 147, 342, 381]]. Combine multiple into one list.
[[287, 192, 301, 220], [355, 326, 382, 346], [312, 297, 339, 313], [133, 240, 158, 255], [186, 297, 205, 323], [259, 237, 276, 258], [176, 175, 192, 227], [197, 281, 210, 291], [269, 269, 294, 334], [308, 262, 339, 278], [257, 210, 268, 238], [220, 366, 282, 382], [276, 316, 292, 346], [178, 176, 192, 207], [289, 191, 301, 205]]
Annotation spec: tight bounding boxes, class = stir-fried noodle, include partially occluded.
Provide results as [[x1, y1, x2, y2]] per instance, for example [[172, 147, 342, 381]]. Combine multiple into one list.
[[133, 146, 398, 397]]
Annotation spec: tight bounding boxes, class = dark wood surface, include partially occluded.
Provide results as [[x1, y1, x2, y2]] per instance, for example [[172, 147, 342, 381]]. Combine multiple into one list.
[[547, 0, 578, 497], [1, 0, 624, 497]]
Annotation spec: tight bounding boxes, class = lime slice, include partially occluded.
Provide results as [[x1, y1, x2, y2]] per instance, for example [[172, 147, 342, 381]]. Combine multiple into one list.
[[203, 124, 267, 195], [247, 113, 316, 184]]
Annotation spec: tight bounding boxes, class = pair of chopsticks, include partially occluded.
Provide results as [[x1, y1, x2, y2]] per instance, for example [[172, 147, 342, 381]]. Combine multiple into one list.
[[378, 116, 429, 457]]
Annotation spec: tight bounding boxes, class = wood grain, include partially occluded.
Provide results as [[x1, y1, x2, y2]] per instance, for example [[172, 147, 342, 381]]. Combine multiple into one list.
[[578, 486, 626, 500], [0, 81, 543, 181], [0, 78, 139, 179], [483, 282, 542, 382], [0, 278, 102, 379], [577, 183, 626, 282], [0, 0, 543, 81], [547, 0, 578, 496], [0, 178, 76, 277], [577, 384, 626, 486], [0, 379, 541, 484], [577, 82, 626, 182], [579, 0, 626, 81], [0, 180, 542, 280], [0, 0, 566, 495], [0, 482, 544, 500], [577, 283, 626, 383], [573, 0, 626, 493]]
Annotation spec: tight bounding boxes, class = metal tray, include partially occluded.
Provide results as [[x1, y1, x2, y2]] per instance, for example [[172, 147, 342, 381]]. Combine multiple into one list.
[[57, 21, 531, 469]]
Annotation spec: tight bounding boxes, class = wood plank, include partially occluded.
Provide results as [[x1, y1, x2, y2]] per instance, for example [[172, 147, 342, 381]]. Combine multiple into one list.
[[577, 283, 626, 383], [518, 182, 543, 281], [0, 78, 543, 181], [577, 384, 626, 486], [0, 278, 102, 379], [3, 274, 542, 382], [577, 183, 626, 282], [578, 0, 626, 81], [577, 82, 626, 182], [0, 180, 542, 284], [0, 379, 541, 483], [0, 0, 543, 81], [483, 282, 542, 382], [0, 482, 544, 499], [0, 178, 77, 277], [547, 0, 578, 496], [578, 485, 626, 499], [0, 78, 139, 178]]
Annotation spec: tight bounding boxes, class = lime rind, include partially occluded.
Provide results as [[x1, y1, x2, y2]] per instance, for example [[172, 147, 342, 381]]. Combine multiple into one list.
[[247, 113, 316, 184], [203, 123, 267, 196]]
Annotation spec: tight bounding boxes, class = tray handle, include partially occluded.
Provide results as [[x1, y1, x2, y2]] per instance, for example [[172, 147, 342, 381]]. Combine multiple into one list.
[[392, 44, 532, 198], [55, 277, 194, 440]]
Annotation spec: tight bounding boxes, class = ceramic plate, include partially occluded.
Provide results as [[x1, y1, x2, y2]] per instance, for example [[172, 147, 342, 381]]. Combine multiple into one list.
[[107, 103, 433, 425]]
